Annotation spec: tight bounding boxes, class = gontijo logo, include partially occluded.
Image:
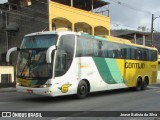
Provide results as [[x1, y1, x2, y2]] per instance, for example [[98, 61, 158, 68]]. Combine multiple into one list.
[[125, 62, 145, 69], [58, 84, 72, 93]]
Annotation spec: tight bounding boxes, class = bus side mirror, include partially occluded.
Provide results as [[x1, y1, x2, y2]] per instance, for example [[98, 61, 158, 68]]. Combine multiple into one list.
[[6, 47, 19, 63], [46, 45, 56, 63]]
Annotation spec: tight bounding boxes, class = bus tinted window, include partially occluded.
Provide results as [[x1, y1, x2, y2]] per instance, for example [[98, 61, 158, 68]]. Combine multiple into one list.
[[93, 40, 99, 57], [55, 34, 75, 77], [126, 48, 131, 59], [107, 42, 114, 58], [152, 50, 158, 61], [121, 48, 126, 59], [139, 49, 143, 60], [101, 41, 108, 57], [131, 48, 135, 59], [76, 36, 93, 57], [76, 35, 158, 62], [143, 50, 148, 60]]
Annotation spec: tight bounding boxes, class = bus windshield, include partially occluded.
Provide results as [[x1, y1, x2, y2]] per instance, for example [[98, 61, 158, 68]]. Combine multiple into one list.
[[21, 34, 58, 49], [17, 34, 58, 79]]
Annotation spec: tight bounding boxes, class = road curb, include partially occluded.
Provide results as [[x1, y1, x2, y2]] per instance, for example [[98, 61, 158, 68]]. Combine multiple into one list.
[[0, 87, 16, 92]]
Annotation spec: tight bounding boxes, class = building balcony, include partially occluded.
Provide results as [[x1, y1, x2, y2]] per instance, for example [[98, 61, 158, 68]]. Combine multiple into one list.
[[49, 0, 110, 36]]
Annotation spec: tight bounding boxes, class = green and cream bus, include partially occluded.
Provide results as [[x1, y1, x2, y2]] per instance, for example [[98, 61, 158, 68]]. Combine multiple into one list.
[[6, 31, 158, 98]]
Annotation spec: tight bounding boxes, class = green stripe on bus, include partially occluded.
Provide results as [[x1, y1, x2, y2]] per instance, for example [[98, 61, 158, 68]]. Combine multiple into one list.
[[94, 36, 107, 41], [93, 57, 124, 84], [80, 33, 107, 41]]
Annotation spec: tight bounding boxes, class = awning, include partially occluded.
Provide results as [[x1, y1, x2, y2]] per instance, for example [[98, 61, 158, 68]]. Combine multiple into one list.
[[51, 0, 110, 11]]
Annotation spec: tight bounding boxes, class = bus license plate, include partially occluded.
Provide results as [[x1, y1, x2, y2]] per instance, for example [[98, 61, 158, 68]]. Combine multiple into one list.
[[27, 89, 33, 94]]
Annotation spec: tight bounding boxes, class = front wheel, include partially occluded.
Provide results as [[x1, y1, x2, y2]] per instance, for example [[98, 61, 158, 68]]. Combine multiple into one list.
[[77, 81, 88, 99]]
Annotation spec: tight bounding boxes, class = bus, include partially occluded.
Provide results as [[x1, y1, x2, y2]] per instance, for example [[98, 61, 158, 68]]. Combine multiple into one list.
[[6, 31, 158, 98]]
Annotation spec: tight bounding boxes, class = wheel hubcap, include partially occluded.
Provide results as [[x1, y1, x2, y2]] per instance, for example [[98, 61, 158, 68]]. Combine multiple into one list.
[[80, 85, 86, 95]]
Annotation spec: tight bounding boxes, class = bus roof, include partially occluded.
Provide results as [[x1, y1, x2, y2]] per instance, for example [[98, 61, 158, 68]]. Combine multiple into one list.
[[24, 31, 157, 51], [24, 31, 81, 37]]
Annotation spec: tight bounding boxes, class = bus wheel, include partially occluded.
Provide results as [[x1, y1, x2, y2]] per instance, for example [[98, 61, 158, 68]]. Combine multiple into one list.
[[142, 78, 148, 90], [135, 78, 142, 91], [77, 81, 88, 99]]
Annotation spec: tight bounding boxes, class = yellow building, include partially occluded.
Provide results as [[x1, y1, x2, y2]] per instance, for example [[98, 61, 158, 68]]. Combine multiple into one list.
[[48, 0, 110, 37]]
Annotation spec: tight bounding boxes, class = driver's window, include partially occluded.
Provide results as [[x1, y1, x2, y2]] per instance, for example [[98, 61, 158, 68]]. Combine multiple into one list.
[[55, 50, 66, 76], [55, 34, 75, 77]]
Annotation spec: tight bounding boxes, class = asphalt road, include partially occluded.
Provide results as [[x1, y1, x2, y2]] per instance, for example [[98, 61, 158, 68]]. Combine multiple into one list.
[[1, 64, 160, 120], [0, 84, 160, 120]]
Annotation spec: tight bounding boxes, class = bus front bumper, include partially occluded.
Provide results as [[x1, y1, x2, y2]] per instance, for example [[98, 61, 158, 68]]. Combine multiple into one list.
[[16, 85, 54, 96]]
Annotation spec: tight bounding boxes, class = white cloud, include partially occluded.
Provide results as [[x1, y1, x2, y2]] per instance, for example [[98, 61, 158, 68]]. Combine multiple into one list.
[[0, 0, 8, 4], [104, 0, 160, 31]]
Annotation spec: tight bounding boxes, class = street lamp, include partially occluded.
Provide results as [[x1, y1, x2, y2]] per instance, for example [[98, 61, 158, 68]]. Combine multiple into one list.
[[151, 14, 160, 47]]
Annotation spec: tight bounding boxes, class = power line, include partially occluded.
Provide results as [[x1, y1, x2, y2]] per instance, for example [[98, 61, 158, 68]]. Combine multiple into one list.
[[1, 0, 159, 33], [35, 0, 143, 30], [12, 0, 147, 31], [107, 0, 160, 31], [5, 0, 112, 24], [109, 0, 153, 15], [0, 0, 151, 32]]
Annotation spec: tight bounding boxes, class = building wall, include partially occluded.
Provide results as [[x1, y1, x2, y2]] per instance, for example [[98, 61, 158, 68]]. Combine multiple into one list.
[[49, 1, 110, 36], [0, 10, 7, 65], [0, 0, 111, 65], [0, 0, 48, 65]]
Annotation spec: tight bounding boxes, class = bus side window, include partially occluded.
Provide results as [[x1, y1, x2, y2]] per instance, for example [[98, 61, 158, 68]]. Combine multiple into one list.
[[148, 50, 152, 61], [152, 50, 158, 61], [143, 50, 148, 61], [126, 48, 130, 59], [113, 49, 118, 58], [107, 42, 113, 58], [121, 48, 126, 59], [137, 49, 142, 60], [117, 49, 121, 58], [131, 48, 135, 60], [55, 34, 75, 77], [118, 45, 123, 58], [108, 49, 113, 58], [101, 41, 108, 58]]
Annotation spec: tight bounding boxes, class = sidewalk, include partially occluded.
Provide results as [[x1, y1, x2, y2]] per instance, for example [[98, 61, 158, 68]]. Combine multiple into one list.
[[0, 87, 16, 92]]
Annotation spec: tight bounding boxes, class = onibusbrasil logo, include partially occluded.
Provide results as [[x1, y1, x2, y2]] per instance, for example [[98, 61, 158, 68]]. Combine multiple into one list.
[[1, 112, 42, 118]]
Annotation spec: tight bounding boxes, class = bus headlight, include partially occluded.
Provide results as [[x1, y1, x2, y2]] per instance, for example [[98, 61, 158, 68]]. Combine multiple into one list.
[[16, 82, 21, 86], [40, 84, 52, 88]]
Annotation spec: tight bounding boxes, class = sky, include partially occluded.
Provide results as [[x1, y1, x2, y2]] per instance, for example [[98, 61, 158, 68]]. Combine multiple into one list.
[[104, 0, 160, 31], [0, 0, 8, 4], [0, 0, 160, 32]]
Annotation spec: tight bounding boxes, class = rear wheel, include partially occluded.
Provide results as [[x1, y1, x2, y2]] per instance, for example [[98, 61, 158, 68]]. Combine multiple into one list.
[[135, 78, 142, 91], [142, 78, 148, 90], [77, 81, 88, 99]]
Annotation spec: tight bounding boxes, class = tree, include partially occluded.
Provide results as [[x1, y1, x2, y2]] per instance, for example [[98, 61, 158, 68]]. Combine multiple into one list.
[[137, 26, 147, 32]]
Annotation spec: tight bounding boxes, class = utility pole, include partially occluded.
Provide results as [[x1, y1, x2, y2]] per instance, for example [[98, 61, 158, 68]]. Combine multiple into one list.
[[91, 0, 93, 12], [71, 0, 73, 7], [151, 14, 154, 47], [5, 10, 8, 51], [151, 14, 160, 47]]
